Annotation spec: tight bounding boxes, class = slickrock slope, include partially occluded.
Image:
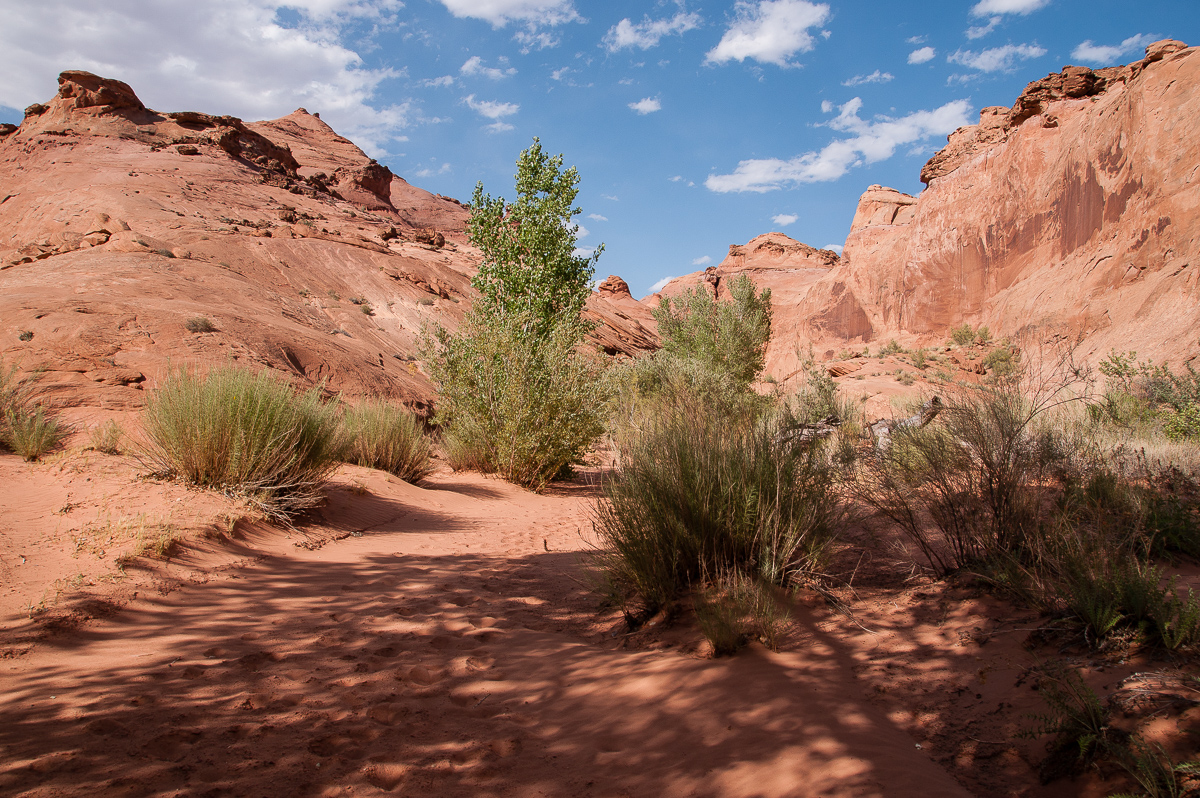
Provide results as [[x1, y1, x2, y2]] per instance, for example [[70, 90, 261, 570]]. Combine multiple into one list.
[[0, 71, 655, 411], [795, 39, 1200, 365]]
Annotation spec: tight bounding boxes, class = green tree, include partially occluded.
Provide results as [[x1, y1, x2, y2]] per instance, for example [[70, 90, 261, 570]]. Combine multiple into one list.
[[468, 138, 601, 336], [424, 139, 606, 491]]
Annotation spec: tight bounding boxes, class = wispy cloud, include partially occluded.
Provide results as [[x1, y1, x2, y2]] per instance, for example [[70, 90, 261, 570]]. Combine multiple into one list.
[[704, 0, 830, 68], [413, 162, 452, 177], [1072, 33, 1159, 65], [629, 96, 662, 114], [908, 46, 935, 64], [420, 75, 456, 88], [821, 99, 833, 112], [464, 93, 518, 132], [460, 55, 516, 80], [965, 17, 1000, 39], [649, 275, 678, 292], [587, 213, 608, 221], [772, 213, 798, 226], [604, 12, 702, 52], [602, 194, 619, 201], [948, 43, 1045, 72], [706, 96, 972, 192], [692, 255, 712, 266], [822, 243, 844, 254], [437, 0, 580, 27], [970, 0, 1049, 16], [843, 69, 893, 86]]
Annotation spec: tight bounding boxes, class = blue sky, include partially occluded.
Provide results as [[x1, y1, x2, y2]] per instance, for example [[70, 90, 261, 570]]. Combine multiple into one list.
[[2, 0, 1197, 296]]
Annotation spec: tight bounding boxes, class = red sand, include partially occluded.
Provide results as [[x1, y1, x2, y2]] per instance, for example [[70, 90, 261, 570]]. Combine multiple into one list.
[[1, 450, 1195, 797]]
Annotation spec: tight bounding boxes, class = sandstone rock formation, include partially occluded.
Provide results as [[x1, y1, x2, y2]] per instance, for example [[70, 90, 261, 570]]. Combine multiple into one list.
[[782, 40, 1198, 373], [0, 71, 655, 411]]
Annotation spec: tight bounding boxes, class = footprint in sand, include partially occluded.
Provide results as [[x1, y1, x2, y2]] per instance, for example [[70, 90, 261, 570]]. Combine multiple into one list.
[[202, 647, 225, 658], [403, 665, 444, 685], [488, 738, 523, 757], [85, 718, 131, 737], [368, 703, 408, 726], [363, 762, 409, 792], [142, 730, 202, 762], [181, 665, 207, 679]]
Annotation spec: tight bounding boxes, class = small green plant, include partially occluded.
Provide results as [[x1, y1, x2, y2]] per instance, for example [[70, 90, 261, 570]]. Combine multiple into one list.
[[185, 316, 217, 333], [1021, 665, 1118, 784], [975, 326, 992, 345], [360, 303, 375, 316], [140, 366, 345, 518], [342, 400, 434, 483], [1113, 736, 1200, 798], [1164, 404, 1200, 441], [983, 346, 1019, 377], [87, 419, 123, 454], [416, 297, 434, 306], [912, 348, 927, 370], [897, 371, 916, 387], [18, 330, 33, 342], [880, 339, 903, 356], [4, 405, 68, 461]]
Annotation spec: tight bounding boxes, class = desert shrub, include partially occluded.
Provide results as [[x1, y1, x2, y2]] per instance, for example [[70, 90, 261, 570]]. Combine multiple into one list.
[[342, 399, 433, 483], [18, 330, 33, 342], [860, 347, 1090, 575], [949, 323, 976, 346], [185, 316, 217, 333], [424, 139, 606, 491], [88, 419, 123, 454], [653, 274, 772, 389], [1164, 404, 1200, 441], [4, 405, 68, 461], [912, 348, 927, 370], [976, 326, 992, 345], [441, 428, 495, 474], [427, 308, 604, 491], [595, 403, 843, 618], [694, 571, 789, 655], [983, 345, 1019, 377], [140, 366, 345, 518], [879, 339, 903, 356]]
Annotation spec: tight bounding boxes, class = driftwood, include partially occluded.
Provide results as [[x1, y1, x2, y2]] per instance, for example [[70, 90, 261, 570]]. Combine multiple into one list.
[[869, 397, 943, 451], [777, 414, 843, 446]]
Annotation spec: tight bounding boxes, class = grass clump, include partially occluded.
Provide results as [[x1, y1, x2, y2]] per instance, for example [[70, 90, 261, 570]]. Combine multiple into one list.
[[88, 419, 123, 454], [185, 316, 217, 333], [595, 402, 843, 631], [140, 365, 345, 518], [4, 405, 68, 461], [949, 323, 977, 346], [342, 399, 433, 483]]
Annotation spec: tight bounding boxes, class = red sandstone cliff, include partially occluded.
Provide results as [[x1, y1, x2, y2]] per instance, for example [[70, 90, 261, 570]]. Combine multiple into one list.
[[0, 72, 655, 411], [799, 39, 1199, 368], [663, 40, 1199, 381]]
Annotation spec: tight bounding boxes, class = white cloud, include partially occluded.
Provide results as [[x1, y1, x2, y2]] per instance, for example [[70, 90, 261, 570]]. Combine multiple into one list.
[[948, 43, 1046, 72], [575, 223, 590, 239], [1071, 34, 1159, 65], [587, 213, 608, 221], [513, 30, 561, 51], [772, 213, 798, 226], [965, 17, 1000, 39], [0, 0, 412, 156], [602, 194, 619, 201], [464, 94, 519, 119], [704, 0, 830, 68], [908, 46, 936, 64], [649, 275, 678, 292], [551, 66, 572, 81], [604, 12, 702, 52], [843, 70, 893, 86], [906, 35, 926, 44], [821, 99, 833, 112], [629, 97, 662, 114], [413, 162, 451, 177], [706, 97, 972, 192], [421, 75, 456, 88], [970, 0, 1049, 16], [692, 255, 712, 266], [438, 0, 580, 28], [460, 55, 516, 80], [618, 77, 636, 85], [822, 243, 844, 254]]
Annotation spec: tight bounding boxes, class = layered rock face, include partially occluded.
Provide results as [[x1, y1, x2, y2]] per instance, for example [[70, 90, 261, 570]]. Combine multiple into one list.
[[788, 39, 1199, 368], [0, 72, 655, 410]]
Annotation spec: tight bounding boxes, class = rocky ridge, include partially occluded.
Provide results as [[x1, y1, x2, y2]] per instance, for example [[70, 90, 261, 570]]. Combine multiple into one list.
[[0, 71, 656, 411]]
